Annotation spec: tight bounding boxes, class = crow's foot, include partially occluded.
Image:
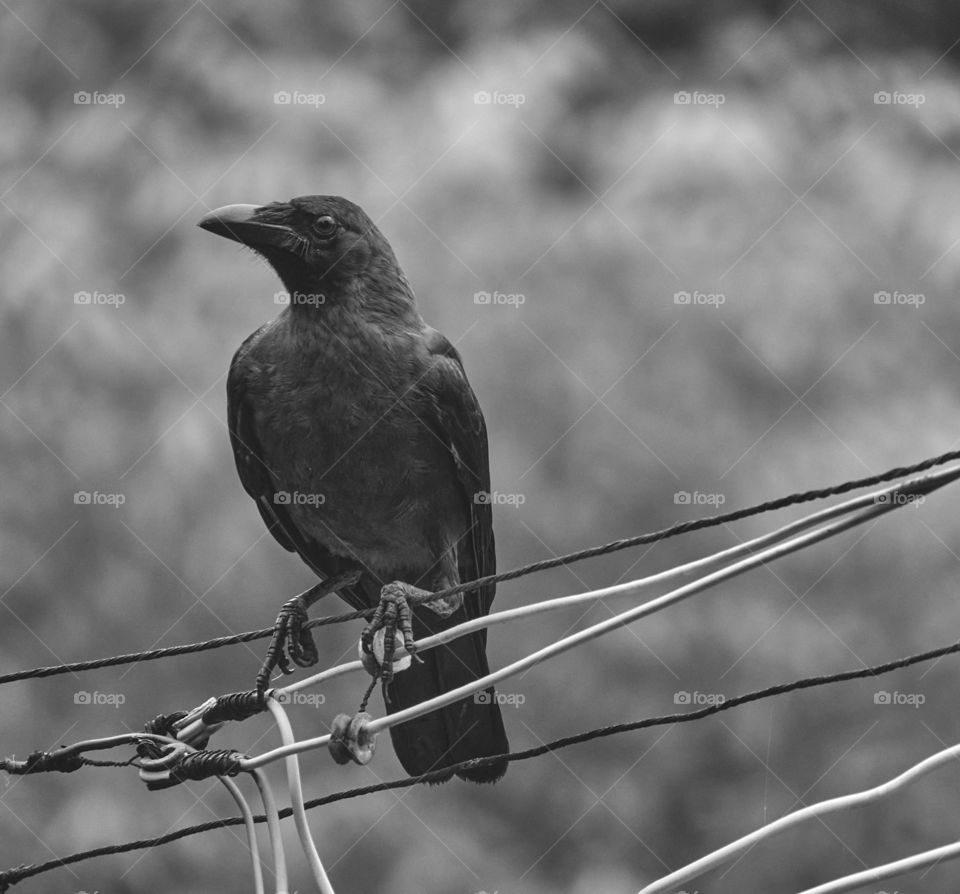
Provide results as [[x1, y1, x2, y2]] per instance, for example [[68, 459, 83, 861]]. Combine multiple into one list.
[[360, 581, 424, 689], [255, 569, 362, 695]]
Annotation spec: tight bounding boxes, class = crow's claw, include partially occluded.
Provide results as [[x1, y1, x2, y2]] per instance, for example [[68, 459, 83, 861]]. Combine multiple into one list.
[[361, 581, 419, 690], [286, 596, 319, 667], [255, 569, 363, 696]]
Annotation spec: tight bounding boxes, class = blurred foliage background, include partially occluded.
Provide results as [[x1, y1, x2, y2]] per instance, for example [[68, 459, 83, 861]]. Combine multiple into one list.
[[4, 1, 960, 891]]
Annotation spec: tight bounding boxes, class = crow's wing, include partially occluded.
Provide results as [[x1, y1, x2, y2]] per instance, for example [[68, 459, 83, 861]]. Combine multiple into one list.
[[227, 326, 373, 611], [423, 327, 497, 620]]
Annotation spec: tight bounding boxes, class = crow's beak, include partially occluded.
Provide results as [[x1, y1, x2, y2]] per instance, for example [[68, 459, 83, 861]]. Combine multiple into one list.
[[197, 204, 294, 249]]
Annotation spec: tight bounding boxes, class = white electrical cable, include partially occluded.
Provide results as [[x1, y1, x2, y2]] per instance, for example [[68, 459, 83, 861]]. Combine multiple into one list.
[[220, 775, 265, 894], [278, 467, 951, 698], [135, 736, 266, 894], [797, 839, 960, 894], [241, 484, 932, 770], [251, 768, 289, 894], [264, 696, 336, 894], [641, 743, 960, 893]]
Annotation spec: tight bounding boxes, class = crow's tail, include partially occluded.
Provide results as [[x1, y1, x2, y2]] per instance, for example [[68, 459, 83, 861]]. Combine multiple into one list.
[[385, 604, 508, 783]]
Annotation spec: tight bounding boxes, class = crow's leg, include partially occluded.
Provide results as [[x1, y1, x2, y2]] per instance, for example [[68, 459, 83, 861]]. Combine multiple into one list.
[[256, 568, 362, 695]]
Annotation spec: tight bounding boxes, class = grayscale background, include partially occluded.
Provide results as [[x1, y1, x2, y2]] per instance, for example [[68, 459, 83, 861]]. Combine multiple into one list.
[[2, 2, 960, 892]]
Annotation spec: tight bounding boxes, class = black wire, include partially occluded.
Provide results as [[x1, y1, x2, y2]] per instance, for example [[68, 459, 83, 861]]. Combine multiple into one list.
[[0, 609, 369, 685], [3, 447, 960, 687], [79, 756, 138, 768], [3, 635, 957, 891]]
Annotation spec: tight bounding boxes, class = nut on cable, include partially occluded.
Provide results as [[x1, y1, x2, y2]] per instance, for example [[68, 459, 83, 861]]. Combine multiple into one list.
[[358, 629, 412, 677], [328, 712, 376, 765]]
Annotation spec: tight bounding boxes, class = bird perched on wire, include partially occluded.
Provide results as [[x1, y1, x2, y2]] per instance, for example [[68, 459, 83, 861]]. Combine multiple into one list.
[[198, 195, 508, 782]]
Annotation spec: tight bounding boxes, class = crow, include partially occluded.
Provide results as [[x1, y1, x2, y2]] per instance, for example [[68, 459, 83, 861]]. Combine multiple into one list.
[[198, 196, 508, 782]]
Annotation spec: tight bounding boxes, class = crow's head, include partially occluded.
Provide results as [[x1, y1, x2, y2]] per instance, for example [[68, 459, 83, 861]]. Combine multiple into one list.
[[198, 195, 410, 309]]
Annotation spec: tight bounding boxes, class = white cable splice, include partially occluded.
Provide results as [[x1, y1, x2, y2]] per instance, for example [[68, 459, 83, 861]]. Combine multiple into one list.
[[133, 736, 271, 894], [264, 696, 336, 894], [641, 743, 960, 893]]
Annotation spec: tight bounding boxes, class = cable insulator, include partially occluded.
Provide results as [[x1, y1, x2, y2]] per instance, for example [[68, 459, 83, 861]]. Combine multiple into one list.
[[328, 713, 376, 766]]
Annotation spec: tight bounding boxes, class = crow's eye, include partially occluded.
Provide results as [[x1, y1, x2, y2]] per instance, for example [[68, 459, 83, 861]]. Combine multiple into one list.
[[313, 215, 338, 238]]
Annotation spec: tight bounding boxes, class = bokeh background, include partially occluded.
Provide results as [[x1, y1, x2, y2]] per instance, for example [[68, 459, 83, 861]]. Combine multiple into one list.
[[4, 1, 960, 891]]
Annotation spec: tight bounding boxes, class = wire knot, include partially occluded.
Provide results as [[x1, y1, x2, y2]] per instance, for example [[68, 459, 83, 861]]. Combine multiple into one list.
[[2, 748, 84, 775], [169, 749, 245, 782], [328, 712, 376, 765], [203, 690, 265, 724], [143, 711, 188, 740]]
